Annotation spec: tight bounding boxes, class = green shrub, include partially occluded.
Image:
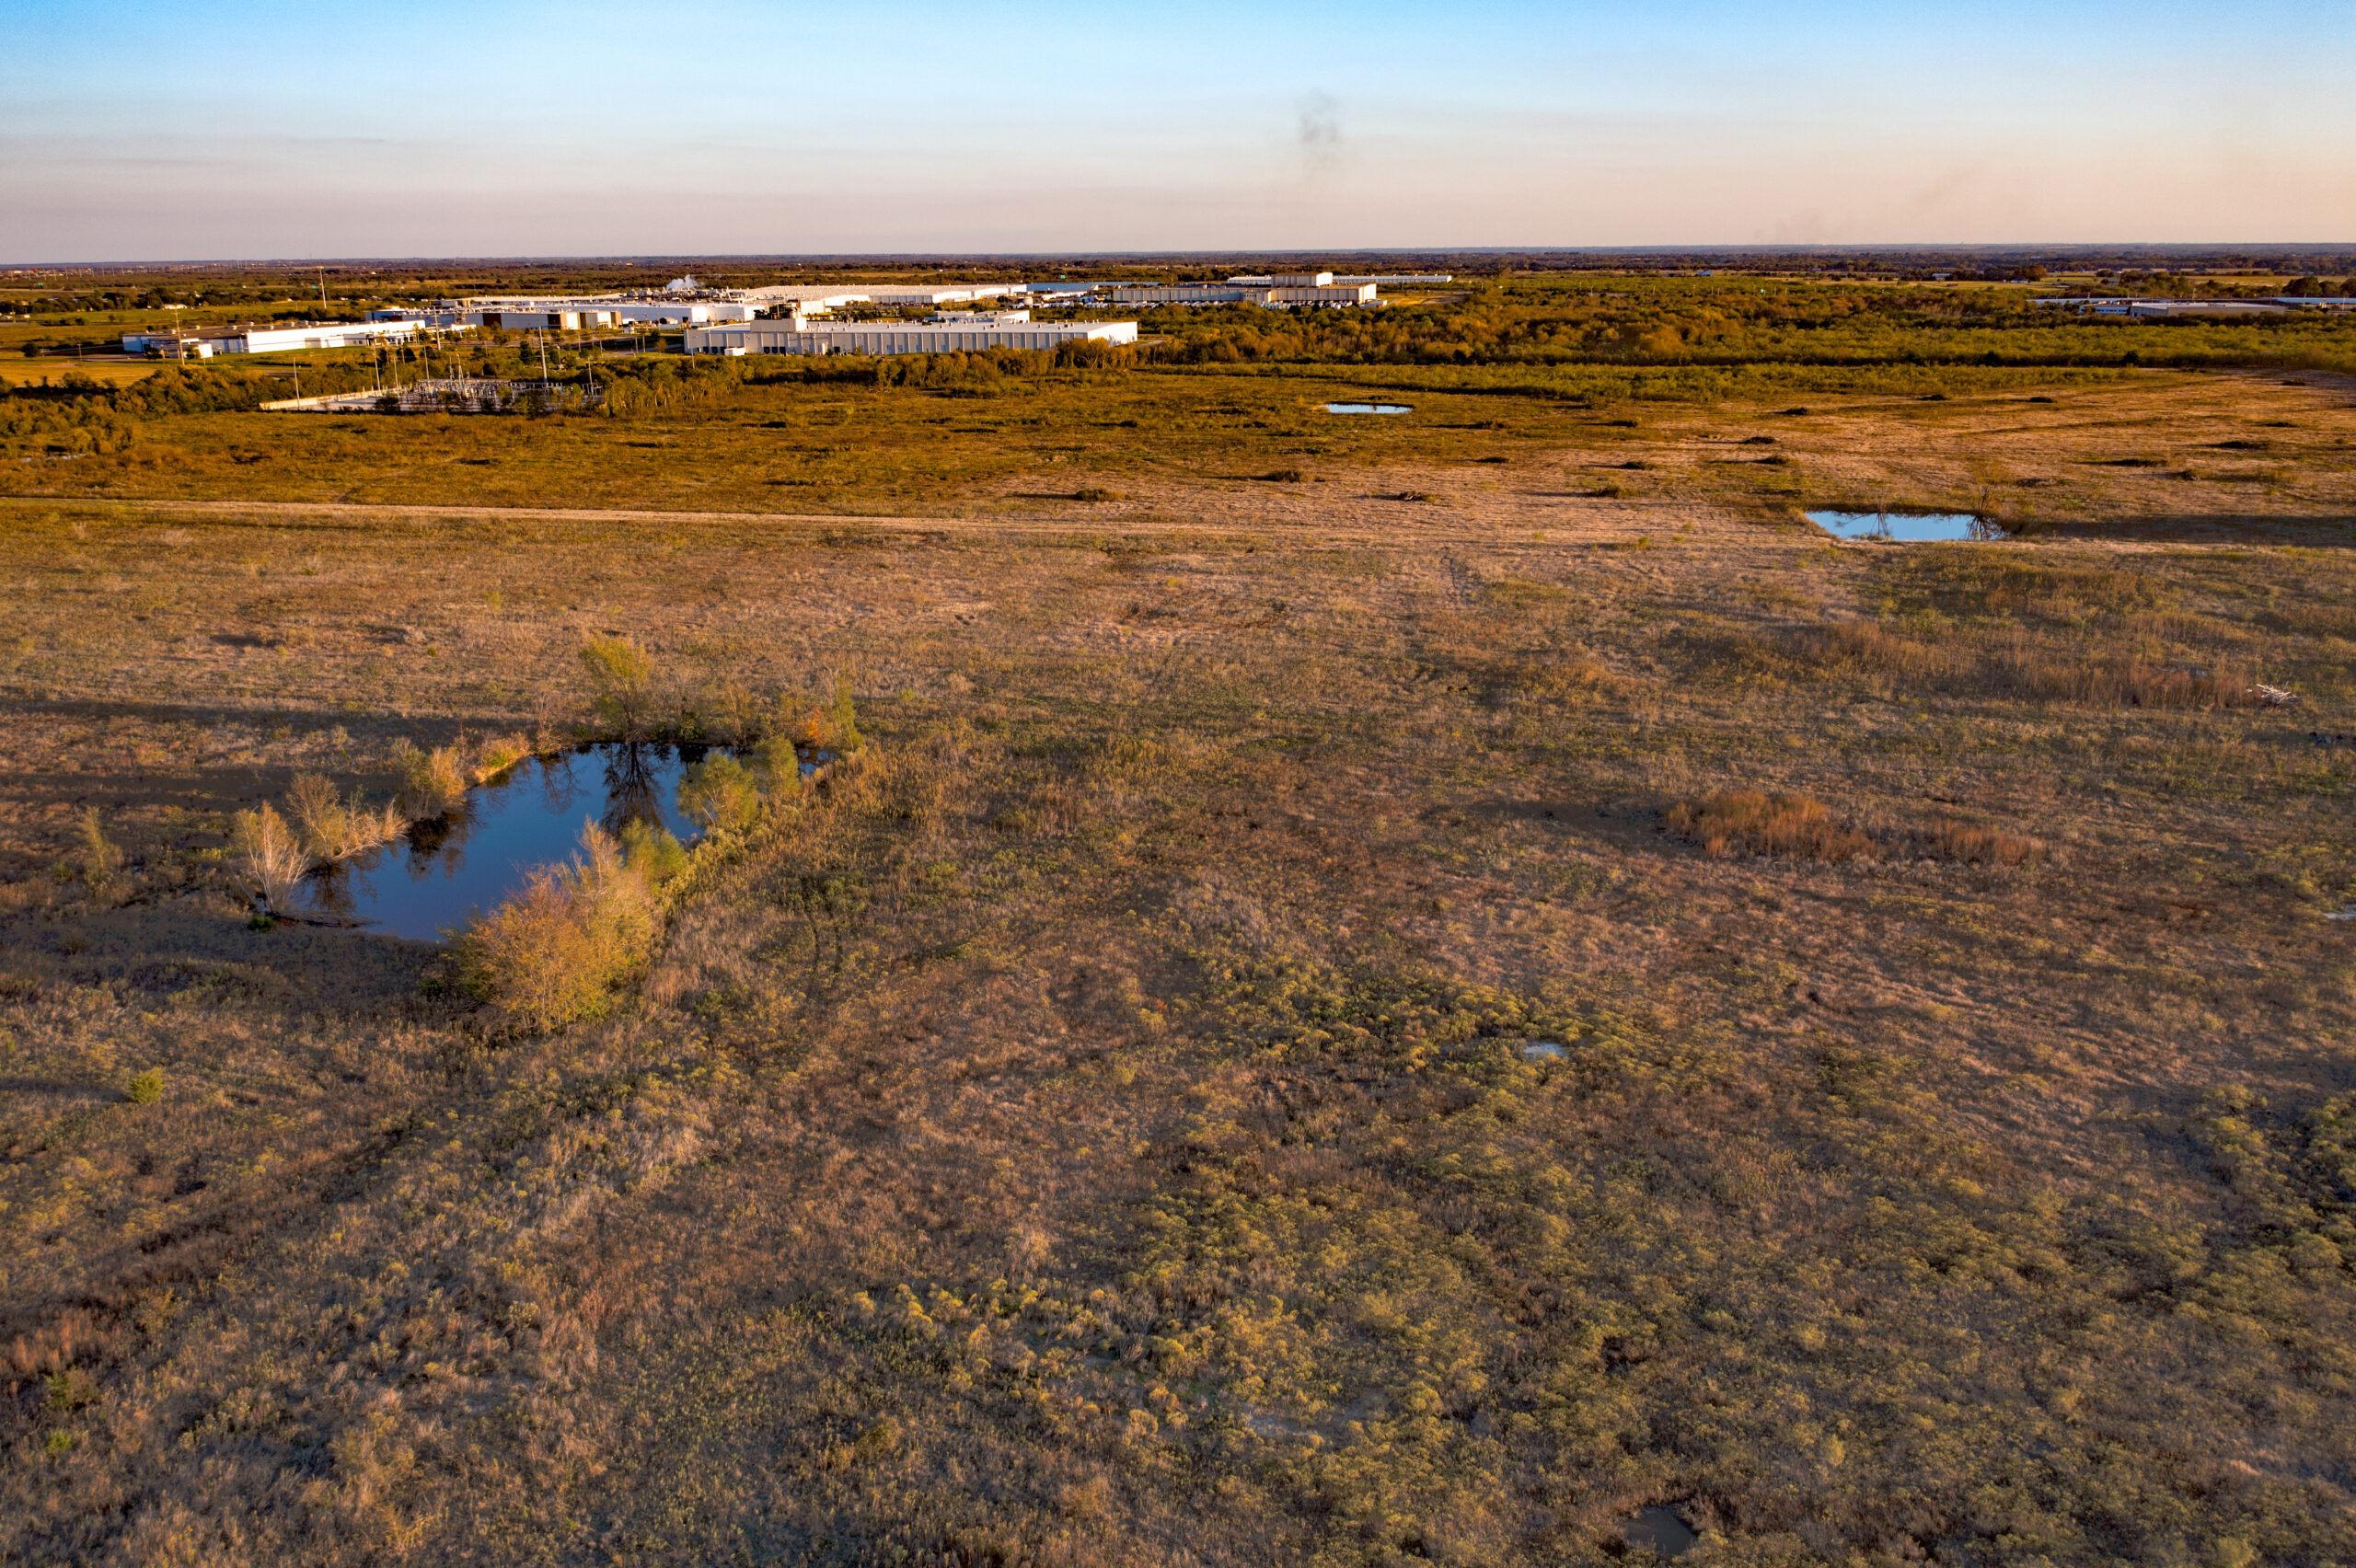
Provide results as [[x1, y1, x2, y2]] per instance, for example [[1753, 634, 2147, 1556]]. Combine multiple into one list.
[[753, 734, 803, 798], [619, 818, 689, 884], [699, 681, 765, 745], [581, 635, 656, 737], [126, 1067, 164, 1105], [456, 824, 656, 1033], [830, 677, 864, 752], [677, 754, 761, 834], [390, 740, 467, 820]]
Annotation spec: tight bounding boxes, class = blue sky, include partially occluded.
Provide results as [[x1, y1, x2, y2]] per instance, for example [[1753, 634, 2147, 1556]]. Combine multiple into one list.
[[4, 0, 2350, 260]]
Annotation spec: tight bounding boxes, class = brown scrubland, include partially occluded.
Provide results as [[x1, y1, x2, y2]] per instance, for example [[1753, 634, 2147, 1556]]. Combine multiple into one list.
[[2, 306, 2356, 1566]]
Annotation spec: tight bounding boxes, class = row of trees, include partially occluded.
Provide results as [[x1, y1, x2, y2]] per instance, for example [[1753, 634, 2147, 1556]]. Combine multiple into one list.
[[1109, 276, 2356, 374]]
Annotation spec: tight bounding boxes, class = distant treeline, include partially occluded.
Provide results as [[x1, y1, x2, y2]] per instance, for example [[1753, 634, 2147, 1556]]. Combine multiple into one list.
[[1125, 277, 2356, 377]]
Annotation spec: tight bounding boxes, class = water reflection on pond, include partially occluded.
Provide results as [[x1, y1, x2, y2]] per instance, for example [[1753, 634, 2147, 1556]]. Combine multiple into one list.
[[1806, 509, 2007, 542], [1322, 402, 1413, 414], [291, 743, 707, 941]]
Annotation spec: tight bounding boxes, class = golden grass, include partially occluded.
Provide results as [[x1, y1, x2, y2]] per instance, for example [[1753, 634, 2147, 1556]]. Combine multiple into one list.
[[0, 363, 2352, 1566], [1669, 790, 2045, 865], [228, 801, 306, 909], [1791, 619, 2263, 709], [282, 770, 406, 860], [1666, 790, 1874, 861]]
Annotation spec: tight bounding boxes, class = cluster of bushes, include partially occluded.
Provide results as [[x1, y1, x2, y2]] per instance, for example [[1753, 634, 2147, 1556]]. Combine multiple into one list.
[[231, 732, 537, 912], [456, 732, 823, 1035], [0, 359, 399, 456], [595, 355, 752, 416], [434, 637, 865, 1033], [456, 824, 659, 1033], [1116, 275, 2356, 375], [223, 659, 849, 1031], [0, 374, 148, 454], [577, 633, 862, 753]]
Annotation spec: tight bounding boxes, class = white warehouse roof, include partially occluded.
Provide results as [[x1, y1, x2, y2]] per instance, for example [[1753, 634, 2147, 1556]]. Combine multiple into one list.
[[684, 318, 1138, 357]]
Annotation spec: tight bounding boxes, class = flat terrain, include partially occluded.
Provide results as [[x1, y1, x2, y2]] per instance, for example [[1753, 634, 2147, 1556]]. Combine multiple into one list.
[[4, 338, 2356, 1566]]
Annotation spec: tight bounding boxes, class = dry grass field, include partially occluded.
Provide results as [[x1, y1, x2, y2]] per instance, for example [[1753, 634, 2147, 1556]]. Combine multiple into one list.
[[3, 343, 2356, 1566]]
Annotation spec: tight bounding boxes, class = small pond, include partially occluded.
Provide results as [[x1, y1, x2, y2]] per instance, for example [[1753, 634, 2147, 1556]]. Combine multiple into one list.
[[288, 743, 710, 941], [1322, 402, 1412, 415], [1620, 1505, 1697, 1557], [1805, 509, 2007, 543]]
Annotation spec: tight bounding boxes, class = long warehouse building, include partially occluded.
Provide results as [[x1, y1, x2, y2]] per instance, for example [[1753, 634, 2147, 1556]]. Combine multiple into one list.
[[1102, 282, 1377, 307], [684, 318, 1138, 356], [122, 318, 469, 357]]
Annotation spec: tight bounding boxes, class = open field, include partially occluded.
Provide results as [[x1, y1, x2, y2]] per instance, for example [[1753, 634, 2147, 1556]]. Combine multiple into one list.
[[4, 280, 2356, 1565], [4, 361, 2353, 523]]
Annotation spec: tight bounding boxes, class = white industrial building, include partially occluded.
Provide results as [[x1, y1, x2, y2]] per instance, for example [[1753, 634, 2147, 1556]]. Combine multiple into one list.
[[684, 316, 1138, 356], [1231, 272, 1451, 286], [122, 317, 470, 357], [1019, 280, 1135, 298], [842, 284, 1021, 306], [444, 296, 757, 327], [1103, 281, 1376, 308], [735, 287, 874, 313], [2030, 297, 2292, 318], [1273, 282, 1377, 306], [1103, 283, 1268, 306]]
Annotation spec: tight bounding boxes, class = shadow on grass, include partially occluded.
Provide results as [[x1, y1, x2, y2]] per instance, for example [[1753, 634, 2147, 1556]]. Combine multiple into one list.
[[2027, 513, 2356, 547]]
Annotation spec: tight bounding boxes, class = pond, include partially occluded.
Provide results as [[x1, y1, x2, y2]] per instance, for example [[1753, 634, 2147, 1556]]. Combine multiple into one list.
[[1805, 510, 2007, 542], [1620, 1505, 1697, 1557], [286, 743, 710, 941], [1322, 403, 1412, 415]]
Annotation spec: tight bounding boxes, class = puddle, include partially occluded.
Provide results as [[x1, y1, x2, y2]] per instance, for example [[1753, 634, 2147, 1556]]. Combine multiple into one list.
[[287, 743, 715, 940], [1520, 1041, 1567, 1061], [1322, 402, 1412, 415], [1620, 1505, 1697, 1557], [1806, 510, 2007, 543]]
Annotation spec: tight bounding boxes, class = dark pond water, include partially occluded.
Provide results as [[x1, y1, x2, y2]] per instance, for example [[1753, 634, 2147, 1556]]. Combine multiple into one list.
[[1805, 509, 2006, 542], [1322, 402, 1412, 414], [1621, 1505, 1697, 1556], [288, 743, 708, 941]]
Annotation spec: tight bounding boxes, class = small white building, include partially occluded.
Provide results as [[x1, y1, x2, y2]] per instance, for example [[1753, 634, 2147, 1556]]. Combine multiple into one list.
[[683, 317, 1138, 356]]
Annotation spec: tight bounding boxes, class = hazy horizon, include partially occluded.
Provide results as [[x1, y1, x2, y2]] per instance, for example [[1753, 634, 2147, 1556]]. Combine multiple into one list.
[[6, 0, 2352, 265]]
